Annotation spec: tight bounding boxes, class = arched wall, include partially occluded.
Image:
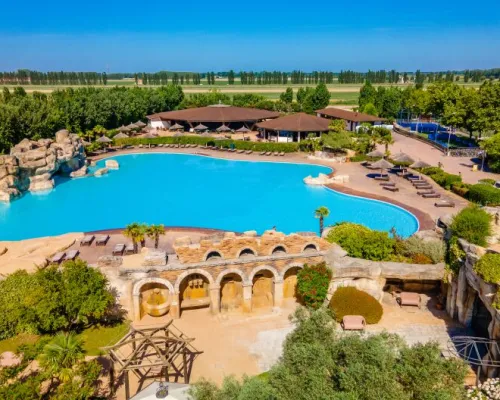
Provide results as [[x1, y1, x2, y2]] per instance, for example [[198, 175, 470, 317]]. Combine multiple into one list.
[[174, 268, 216, 292]]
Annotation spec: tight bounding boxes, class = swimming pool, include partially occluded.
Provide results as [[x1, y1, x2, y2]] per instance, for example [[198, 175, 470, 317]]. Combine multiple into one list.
[[0, 154, 419, 240]]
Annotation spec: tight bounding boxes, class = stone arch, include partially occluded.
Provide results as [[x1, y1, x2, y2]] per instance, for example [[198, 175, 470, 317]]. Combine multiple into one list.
[[238, 247, 257, 258], [174, 268, 215, 293], [270, 245, 288, 256], [248, 265, 280, 283], [280, 263, 304, 280], [204, 249, 224, 261], [216, 269, 248, 286], [303, 242, 318, 253], [133, 277, 174, 296]]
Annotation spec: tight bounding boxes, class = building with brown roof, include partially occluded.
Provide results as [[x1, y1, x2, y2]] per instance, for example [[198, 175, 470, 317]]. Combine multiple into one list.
[[316, 107, 385, 131], [147, 104, 280, 131], [256, 113, 330, 142]]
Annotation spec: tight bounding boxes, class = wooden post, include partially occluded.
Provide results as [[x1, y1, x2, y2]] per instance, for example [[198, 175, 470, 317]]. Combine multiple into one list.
[[109, 361, 115, 396], [183, 349, 189, 383], [125, 370, 130, 400]]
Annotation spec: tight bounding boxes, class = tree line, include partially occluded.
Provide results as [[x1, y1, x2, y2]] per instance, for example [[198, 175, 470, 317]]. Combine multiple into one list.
[[0, 70, 107, 85], [0, 85, 184, 153]]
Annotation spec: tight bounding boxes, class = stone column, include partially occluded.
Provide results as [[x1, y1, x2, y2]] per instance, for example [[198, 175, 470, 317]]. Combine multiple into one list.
[[274, 279, 284, 308], [132, 294, 141, 322], [242, 283, 253, 313], [170, 292, 180, 319], [210, 286, 221, 315]]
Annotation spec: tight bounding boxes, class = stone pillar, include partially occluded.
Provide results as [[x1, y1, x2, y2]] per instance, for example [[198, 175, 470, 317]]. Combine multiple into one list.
[[274, 279, 284, 308], [242, 284, 252, 313], [170, 292, 180, 319], [210, 286, 220, 315], [132, 294, 141, 322]]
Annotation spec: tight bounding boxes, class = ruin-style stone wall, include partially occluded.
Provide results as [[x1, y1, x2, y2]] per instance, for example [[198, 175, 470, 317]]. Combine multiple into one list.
[[173, 230, 328, 264], [0, 130, 86, 202]]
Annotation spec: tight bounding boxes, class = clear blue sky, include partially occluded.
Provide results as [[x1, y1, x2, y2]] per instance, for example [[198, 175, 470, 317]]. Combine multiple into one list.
[[1, 0, 499, 72]]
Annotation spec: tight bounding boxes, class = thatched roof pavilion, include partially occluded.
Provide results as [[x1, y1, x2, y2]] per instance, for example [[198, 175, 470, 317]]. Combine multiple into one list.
[[256, 113, 330, 142], [316, 107, 385, 132], [147, 104, 279, 131]]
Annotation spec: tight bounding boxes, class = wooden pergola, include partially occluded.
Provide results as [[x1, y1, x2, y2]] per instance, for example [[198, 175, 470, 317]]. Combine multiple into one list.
[[102, 322, 202, 399]]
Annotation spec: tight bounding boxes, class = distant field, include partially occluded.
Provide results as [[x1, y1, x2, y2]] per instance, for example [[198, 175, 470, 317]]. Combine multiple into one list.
[[0, 78, 482, 107]]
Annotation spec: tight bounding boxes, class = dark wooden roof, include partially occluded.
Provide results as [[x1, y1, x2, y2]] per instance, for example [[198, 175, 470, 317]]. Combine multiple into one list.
[[148, 105, 279, 123], [256, 113, 330, 132], [316, 107, 385, 122]]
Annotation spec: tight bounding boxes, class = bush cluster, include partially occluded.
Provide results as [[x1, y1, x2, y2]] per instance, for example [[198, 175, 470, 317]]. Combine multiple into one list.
[[329, 286, 383, 324], [450, 205, 492, 246], [420, 167, 462, 190], [402, 236, 445, 264], [474, 253, 500, 284], [114, 136, 299, 153], [467, 183, 500, 206], [326, 223, 395, 261], [451, 181, 471, 197], [296, 262, 332, 309]]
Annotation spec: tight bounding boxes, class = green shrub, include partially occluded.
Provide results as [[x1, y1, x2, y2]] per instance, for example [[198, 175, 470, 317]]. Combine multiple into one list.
[[467, 184, 500, 206], [479, 178, 496, 185], [326, 222, 395, 261], [411, 253, 433, 264], [329, 286, 383, 324], [445, 236, 466, 276], [450, 205, 492, 246], [402, 236, 445, 264], [421, 167, 462, 190], [296, 262, 332, 309], [474, 253, 500, 284], [451, 182, 471, 197], [115, 136, 299, 153]]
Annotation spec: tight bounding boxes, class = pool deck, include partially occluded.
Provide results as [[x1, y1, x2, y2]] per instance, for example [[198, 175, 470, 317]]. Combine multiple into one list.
[[90, 146, 468, 230]]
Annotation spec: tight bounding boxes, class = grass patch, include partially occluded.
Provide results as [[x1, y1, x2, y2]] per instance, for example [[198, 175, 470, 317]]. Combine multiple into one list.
[[0, 334, 39, 354], [77, 322, 130, 356]]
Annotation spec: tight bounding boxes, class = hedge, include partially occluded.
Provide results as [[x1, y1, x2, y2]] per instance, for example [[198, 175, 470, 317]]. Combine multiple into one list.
[[114, 136, 299, 153], [329, 286, 383, 324], [474, 253, 500, 284], [450, 205, 492, 246], [419, 167, 462, 190], [467, 184, 500, 206]]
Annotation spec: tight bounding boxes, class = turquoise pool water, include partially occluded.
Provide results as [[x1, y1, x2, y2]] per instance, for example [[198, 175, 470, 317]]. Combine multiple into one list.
[[0, 153, 419, 240]]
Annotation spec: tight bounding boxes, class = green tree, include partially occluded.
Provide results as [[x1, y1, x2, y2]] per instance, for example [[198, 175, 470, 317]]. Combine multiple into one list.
[[279, 87, 293, 104], [146, 224, 165, 248], [358, 81, 377, 110], [123, 222, 144, 253], [363, 102, 378, 116], [314, 206, 330, 236]]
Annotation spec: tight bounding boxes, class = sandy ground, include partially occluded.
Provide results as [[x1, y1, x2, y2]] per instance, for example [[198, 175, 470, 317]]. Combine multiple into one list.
[[0, 233, 82, 276]]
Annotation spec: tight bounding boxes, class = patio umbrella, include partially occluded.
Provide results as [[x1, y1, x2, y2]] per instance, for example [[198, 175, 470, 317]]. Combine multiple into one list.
[[392, 153, 414, 164], [369, 158, 394, 176], [194, 124, 208, 131], [114, 132, 129, 139], [410, 160, 431, 169], [96, 136, 113, 143], [170, 123, 184, 130], [126, 123, 139, 131], [118, 125, 131, 132], [216, 124, 231, 132], [236, 126, 250, 133], [135, 120, 147, 128], [366, 149, 384, 158]]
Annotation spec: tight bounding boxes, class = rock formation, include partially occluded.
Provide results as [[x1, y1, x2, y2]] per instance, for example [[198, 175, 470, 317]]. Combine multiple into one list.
[[0, 130, 86, 202], [304, 173, 349, 185], [105, 159, 119, 169], [94, 168, 108, 177]]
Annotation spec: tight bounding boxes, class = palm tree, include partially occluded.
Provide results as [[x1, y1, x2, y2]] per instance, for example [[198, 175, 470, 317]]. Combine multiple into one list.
[[146, 224, 165, 249], [123, 222, 143, 253], [139, 224, 147, 248], [314, 206, 330, 236], [38, 333, 85, 383]]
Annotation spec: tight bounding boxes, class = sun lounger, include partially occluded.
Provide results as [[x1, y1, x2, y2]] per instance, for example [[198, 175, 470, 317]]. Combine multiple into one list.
[[374, 175, 390, 181], [435, 200, 455, 208], [407, 176, 421, 181], [138, 144, 143, 148], [380, 182, 396, 187], [273, 152, 279, 156], [245, 150, 253, 154], [237, 149, 245, 153], [412, 181, 427, 186], [341, 315, 366, 331], [415, 185, 433, 190], [259, 151, 266, 155], [124, 244, 135, 255], [80, 235, 95, 246], [422, 193, 441, 198], [95, 235, 110, 246], [383, 186, 399, 192], [112, 244, 125, 256], [65, 249, 79, 261], [417, 190, 435, 195], [51, 252, 66, 264], [398, 292, 421, 309], [279, 152, 285, 156], [265, 152, 272, 156]]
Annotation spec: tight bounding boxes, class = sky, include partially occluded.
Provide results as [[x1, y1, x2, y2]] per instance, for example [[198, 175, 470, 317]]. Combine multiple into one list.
[[1, 0, 500, 72]]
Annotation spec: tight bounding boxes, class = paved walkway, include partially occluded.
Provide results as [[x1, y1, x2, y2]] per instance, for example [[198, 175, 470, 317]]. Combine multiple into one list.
[[380, 132, 499, 184]]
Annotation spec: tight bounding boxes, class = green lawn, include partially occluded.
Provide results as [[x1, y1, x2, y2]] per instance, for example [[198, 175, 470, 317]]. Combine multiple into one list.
[[0, 322, 130, 356]]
